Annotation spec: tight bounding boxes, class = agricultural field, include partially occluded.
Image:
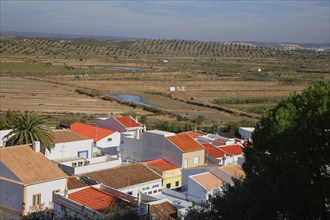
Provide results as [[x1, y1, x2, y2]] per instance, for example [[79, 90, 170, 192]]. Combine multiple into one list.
[[0, 35, 329, 128]]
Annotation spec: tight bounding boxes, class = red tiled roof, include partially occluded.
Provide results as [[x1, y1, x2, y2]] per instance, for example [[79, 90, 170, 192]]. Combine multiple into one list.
[[144, 159, 179, 171], [115, 116, 141, 128], [201, 143, 226, 158], [219, 144, 243, 156], [186, 131, 204, 139], [68, 187, 129, 213], [167, 133, 204, 152], [70, 122, 116, 142]]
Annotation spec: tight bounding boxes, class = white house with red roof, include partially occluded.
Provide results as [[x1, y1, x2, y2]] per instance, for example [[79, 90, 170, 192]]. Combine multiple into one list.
[[96, 116, 145, 139], [70, 122, 120, 155], [120, 130, 205, 169], [53, 184, 148, 219]]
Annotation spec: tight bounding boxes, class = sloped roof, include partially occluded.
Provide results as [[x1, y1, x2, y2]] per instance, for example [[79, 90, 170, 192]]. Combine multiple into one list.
[[219, 144, 243, 156], [219, 165, 246, 179], [150, 201, 177, 220], [83, 163, 162, 189], [52, 130, 90, 143], [186, 131, 204, 139], [201, 143, 226, 158], [68, 187, 129, 213], [167, 133, 204, 153], [70, 122, 116, 142], [67, 176, 87, 190], [0, 145, 67, 184], [144, 159, 179, 172], [191, 172, 225, 190], [115, 116, 141, 128]]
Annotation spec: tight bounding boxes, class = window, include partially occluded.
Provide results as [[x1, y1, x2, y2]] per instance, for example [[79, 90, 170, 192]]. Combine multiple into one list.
[[77, 150, 88, 159], [127, 191, 133, 195], [32, 194, 41, 206], [175, 181, 180, 187], [107, 138, 112, 142], [152, 184, 159, 188], [52, 190, 60, 200], [142, 187, 149, 191], [166, 183, 171, 188], [193, 156, 199, 165], [184, 159, 188, 168], [153, 190, 157, 193]]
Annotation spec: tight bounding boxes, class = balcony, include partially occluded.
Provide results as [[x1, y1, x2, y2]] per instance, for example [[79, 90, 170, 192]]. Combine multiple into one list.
[[28, 201, 53, 213]]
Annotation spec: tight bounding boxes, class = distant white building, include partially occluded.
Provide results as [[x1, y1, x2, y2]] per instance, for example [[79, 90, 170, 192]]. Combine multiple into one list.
[[0, 129, 12, 147], [238, 127, 255, 140], [70, 122, 121, 155], [96, 116, 145, 139], [0, 144, 67, 218]]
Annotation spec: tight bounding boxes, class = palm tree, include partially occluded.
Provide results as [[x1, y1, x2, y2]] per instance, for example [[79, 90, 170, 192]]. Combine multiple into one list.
[[5, 112, 54, 154]]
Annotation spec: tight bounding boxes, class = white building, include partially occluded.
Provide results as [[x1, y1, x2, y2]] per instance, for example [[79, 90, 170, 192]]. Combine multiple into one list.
[[45, 130, 94, 160], [53, 185, 148, 219], [96, 116, 145, 139], [187, 172, 225, 204], [120, 130, 205, 169], [0, 129, 12, 147], [82, 163, 163, 197], [238, 127, 255, 140], [0, 144, 67, 218], [70, 122, 120, 155]]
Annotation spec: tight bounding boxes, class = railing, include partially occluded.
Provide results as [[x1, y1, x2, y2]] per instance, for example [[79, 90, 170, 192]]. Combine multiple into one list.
[[28, 201, 54, 213]]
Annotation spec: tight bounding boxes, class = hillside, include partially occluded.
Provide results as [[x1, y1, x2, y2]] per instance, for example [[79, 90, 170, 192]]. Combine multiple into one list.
[[1, 36, 328, 60]]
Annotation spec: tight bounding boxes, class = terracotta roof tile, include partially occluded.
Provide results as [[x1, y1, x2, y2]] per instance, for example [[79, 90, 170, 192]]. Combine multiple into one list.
[[167, 133, 204, 152], [52, 130, 89, 143], [144, 159, 179, 172], [83, 163, 161, 189], [0, 145, 67, 184], [150, 201, 177, 220], [219, 165, 246, 179], [191, 172, 225, 190], [185, 131, 204, 139], [70, 122, 116, 142], [219, 144, 243, 156], [115, 116, 141, 128], [68, 187, 129, 213], [201, 143, 226, 158], [67, 176, 87, 190]]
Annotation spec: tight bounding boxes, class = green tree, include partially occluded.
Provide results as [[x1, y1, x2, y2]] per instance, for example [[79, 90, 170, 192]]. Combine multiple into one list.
[[185, 80, 330, 219], [5, 112, 54, 154], [0, 110, 18, 129]]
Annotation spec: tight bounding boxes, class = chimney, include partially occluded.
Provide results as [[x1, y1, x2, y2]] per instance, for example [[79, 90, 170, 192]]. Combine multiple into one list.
[[136, 128, 140, 139], [137, 190, 141, 206], [33, 141, 40, 152]]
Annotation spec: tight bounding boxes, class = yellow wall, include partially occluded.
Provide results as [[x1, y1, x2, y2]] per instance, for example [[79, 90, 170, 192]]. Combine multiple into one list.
[[162, 168, 182, 189], [182, 150, 205, 168]]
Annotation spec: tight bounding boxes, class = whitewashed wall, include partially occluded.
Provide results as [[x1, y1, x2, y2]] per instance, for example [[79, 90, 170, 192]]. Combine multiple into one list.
[[25, 178, 67, 212], [45, 139, 93, 160], [96, 117, 126, 132], [187, 176, 208, 204], [118, 179, 162, 197], [0, 179, 24, 214], [0, 129, 12, 147]]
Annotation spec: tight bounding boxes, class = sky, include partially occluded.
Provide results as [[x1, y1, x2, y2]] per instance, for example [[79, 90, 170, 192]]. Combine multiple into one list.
[[1, 0, 329, 43]]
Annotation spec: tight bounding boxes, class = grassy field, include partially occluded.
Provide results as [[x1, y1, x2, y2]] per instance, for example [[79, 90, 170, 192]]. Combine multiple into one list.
[[1, 35, 329, 128]]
